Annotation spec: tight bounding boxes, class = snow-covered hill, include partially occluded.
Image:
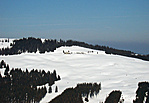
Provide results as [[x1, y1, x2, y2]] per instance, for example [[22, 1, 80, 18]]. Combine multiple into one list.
[[0, 38, 149, 103]]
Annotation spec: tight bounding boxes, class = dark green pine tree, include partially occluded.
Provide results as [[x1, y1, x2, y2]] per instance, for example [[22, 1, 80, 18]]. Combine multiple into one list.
[[0, 60, 6, 68], [6, 64, 9, 71], [57, 75, 61, 80], [53, 70, 57, 81], [49, 86, 52, 93], [4, 64, 9, 76], [55, 86, 58, 93], [0, 63, 2, 68]]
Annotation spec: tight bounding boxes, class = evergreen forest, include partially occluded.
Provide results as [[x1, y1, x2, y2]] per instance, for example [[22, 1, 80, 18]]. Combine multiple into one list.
[[0, 60, 61, 103]]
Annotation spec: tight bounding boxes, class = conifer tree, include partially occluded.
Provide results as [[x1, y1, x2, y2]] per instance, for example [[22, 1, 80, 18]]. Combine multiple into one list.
[[4, 65, 9, 76], [6, 64, 9, 71], [0, 73, 2, 79], [49, 86, 52, 93], [53, 70, 57, 81], [0, 60, 6, 68], [0, 62, 2, 68], [55, 86, 58, 93], [26, 68, 29, 74], [57, 75, 61, 80]]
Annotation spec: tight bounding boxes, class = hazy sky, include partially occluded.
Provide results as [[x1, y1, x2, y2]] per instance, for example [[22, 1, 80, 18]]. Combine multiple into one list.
[[0, 0, 149, 52]]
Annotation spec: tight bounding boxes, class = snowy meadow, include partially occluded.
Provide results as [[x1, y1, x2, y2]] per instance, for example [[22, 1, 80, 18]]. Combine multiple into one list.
[[0, 38, 149, 103]]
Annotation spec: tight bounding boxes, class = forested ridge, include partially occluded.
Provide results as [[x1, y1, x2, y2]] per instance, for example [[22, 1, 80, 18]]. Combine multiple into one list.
[[0, 37, 149, 61]]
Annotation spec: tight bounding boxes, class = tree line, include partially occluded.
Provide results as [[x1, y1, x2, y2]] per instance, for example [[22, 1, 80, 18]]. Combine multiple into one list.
[[49, 81, 149, 103], [49, 82, 101, 103], [0, 60, 61, 103], [0, 37, 149, 61]]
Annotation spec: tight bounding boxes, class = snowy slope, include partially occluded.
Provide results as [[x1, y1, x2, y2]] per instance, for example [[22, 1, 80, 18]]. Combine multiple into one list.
[[0, 38, 149, 103]]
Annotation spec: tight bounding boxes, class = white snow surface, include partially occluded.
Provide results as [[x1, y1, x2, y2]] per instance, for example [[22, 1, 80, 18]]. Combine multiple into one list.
[[0, 38, 13, 48], [0, 39, 149, 103]]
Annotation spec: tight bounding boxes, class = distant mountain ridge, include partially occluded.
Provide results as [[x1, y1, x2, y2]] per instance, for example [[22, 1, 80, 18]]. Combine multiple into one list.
[[0, 37, 149, 61]]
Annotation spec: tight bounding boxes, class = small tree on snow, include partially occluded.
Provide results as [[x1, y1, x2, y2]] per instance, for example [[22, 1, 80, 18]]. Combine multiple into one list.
[[49, 86, 52, 93], [55, 86, 58, 93]]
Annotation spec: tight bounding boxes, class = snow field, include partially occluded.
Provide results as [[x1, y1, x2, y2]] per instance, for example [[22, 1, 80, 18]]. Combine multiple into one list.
[[0, 39, 149, 103]]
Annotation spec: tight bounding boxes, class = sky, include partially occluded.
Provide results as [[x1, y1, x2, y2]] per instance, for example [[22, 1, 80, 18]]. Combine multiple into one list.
[[0, 0, 149, 54]]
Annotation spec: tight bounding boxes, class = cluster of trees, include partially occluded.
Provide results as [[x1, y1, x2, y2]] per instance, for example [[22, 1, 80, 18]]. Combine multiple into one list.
[[0, 37, 149, 61], [105, 90, 123, 103], [0, 37, 63, 55], [49, 82, 101, 103], [50, 87, 123, 103], [50, 88, 83, 103], [48, 86, 58, 94], [0, 60, 61, 103], [75, 83, 101, 99], [133, 82, 149, 103]]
